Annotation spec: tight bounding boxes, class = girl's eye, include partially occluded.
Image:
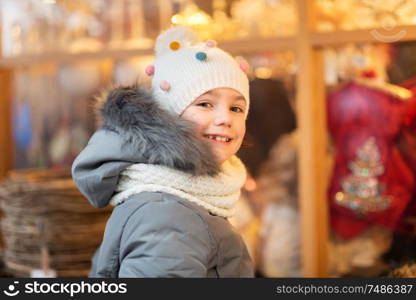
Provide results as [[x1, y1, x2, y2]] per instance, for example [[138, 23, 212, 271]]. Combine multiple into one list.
[[231, 106, 244, 113], [197, 102, 212, 108]]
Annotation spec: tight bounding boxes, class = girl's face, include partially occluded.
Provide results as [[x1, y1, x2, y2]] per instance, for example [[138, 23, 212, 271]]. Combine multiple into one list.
[[181, 88, 247, 164]]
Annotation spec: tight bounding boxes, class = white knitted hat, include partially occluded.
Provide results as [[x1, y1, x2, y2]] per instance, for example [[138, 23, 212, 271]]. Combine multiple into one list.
[[145, 26, 250, 116]]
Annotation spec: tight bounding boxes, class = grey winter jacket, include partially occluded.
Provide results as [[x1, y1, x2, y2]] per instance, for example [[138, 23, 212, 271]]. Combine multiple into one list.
[[71, 86, 254, 278]]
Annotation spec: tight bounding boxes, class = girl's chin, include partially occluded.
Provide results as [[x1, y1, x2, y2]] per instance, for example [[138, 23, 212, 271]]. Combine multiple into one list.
[[200, 137, 237, 164], [213, 152, 233, 165]]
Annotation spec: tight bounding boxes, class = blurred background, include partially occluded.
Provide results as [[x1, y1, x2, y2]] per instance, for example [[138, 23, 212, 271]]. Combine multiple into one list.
[[0, 0, 415, 278]]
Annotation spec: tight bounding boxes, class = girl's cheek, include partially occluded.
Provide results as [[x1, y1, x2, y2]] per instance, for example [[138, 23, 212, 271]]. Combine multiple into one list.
[[185, 111, 204, 127], [194, 120, 208, 135], [239, 121, 246, 136], [194, 115, 209, 128]]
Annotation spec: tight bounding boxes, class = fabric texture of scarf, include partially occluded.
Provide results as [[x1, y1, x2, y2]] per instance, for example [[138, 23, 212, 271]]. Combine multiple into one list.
[[110, 155, 247, 218]]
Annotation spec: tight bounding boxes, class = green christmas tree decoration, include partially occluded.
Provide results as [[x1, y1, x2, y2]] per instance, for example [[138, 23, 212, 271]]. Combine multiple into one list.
[[335, 137, 391, 217]]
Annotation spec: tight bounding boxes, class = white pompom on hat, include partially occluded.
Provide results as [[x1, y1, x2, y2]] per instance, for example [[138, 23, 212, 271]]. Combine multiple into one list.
[[145, 26, 250, 116]]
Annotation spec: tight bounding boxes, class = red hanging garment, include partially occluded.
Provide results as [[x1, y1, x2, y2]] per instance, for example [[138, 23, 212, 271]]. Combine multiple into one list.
[[327, 79, 414, 239]]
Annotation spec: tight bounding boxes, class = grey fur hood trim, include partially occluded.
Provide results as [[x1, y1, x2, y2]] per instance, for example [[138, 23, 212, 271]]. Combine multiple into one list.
[[72, 85, 220, 208], [96, 85, 220, 176]]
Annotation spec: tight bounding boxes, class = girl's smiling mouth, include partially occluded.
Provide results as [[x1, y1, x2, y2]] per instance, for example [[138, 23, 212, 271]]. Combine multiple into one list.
[[203, 134, 233, 143]]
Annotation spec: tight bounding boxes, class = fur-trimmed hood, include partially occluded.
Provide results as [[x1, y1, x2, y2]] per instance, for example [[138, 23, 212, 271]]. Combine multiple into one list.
[[72, 85, 219, 208], [97, 85, 219, 175]]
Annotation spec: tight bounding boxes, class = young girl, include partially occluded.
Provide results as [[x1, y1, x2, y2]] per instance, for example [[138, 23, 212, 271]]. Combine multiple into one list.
[[72, 26, 254, 277]]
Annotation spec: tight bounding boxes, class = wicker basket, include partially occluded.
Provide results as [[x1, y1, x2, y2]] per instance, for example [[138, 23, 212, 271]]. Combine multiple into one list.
[[0, 168, 112, 277]]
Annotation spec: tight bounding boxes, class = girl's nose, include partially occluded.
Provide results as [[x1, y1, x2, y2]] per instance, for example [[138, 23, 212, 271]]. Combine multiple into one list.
[[214, 108, 232, 127]]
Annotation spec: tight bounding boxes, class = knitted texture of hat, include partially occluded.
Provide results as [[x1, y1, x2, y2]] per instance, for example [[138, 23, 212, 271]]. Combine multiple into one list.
[[147, 26, 250, 116]]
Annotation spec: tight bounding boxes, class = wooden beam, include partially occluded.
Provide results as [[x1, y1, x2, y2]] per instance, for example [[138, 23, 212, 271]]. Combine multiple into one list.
[[3, 24, 416, 67], [311, 25, 416, 47], [0, 48, 153, 67], [0, 68, 13, 179], [296, 0, 329, 277], [0, 36, 297, 67], [219, 37, 297, 55]]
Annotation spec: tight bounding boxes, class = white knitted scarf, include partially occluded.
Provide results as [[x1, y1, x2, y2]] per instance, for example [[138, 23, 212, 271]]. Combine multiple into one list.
[[110, 155, 247, 218]]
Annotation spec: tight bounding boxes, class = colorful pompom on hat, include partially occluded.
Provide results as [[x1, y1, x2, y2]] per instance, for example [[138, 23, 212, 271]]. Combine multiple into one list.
[[145, 26, 250, 116]]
